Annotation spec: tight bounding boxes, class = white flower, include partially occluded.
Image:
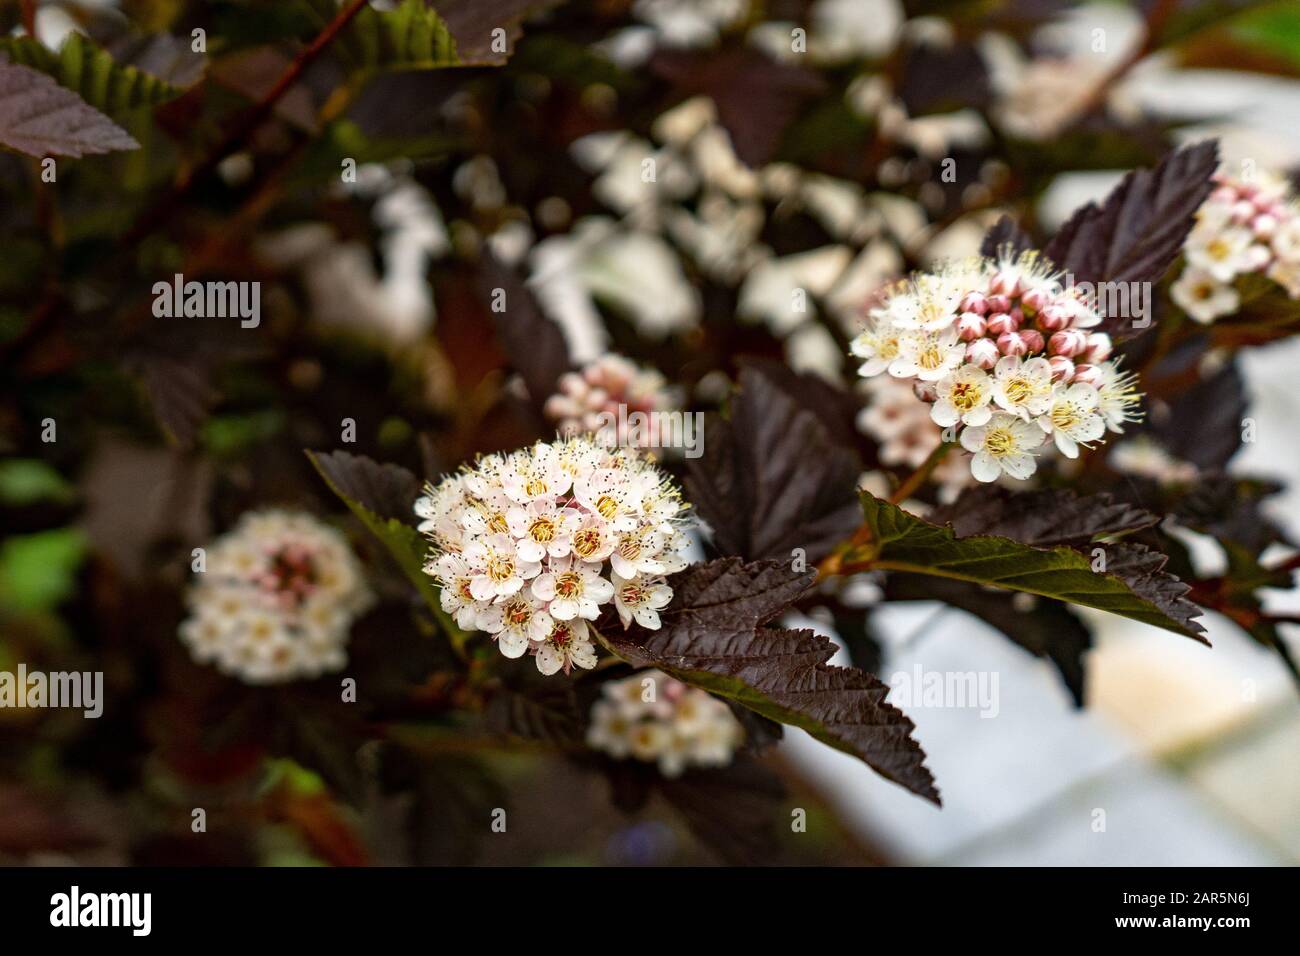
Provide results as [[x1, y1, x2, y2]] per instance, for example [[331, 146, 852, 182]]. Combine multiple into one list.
[[931, 365, 993, 427], [613, 572, 674, 629], [1271, 216, 1300, 263], [534, 619, 598, 675], [1171, 267, 1240, 323], [889, 326, 965, 381], [1038, 383, 1105, 458], [992, 355, 1053, 419], [180, 511, 373, 684], [1267, 259, 1300, 299], [1095, 361, 1143, 433], [431, 553, 489, 630], [849, 316, 907, 377], [1186, 223, 1255, 283], [567, 513, 619, 563], [479, 594, 554, 658], [610, 525, 668, 578], [463, 532, 539, 601], [505, 500, 579, 562], [499, 445, 571, 504], [532, 557, 615, 620], [586, 700, 635, 757], [573, 468, 642, 531], [960, 412, 1045, 481]]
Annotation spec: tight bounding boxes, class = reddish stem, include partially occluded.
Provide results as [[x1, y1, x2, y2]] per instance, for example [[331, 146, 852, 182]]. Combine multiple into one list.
[[123, 0, 372, 245]]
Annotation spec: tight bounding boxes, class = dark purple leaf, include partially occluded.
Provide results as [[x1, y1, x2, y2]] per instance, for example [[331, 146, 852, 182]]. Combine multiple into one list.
[[476, 253, 572, 407], [930, 486, 1159, 547], [0, 59, 139, 157], [685, 365, 861, 565], [600, 559, 941, 805], [1044, 141, 1218, 339], [980, 215, 1036, 259], [308, 450, 421, 523]]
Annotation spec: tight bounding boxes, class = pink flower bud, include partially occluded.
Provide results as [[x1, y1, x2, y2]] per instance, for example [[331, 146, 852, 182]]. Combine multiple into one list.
[[1231, 200, 1255, 224], [1084, 332, 1112, 363], [1210, 186, 1236, 205], [1019, 328, 1044, 353], [1049, 329, 1088, 357], [960, 292, 988, 315], [1253, 214, 1278, 238], [1037, 305, 1070, 331], [1252, 193, 1275, 212], [987, 294, 1012, 314], [966, 339, 999, 369], [987, 312, 1019, 335], [1048, 356, 1076, 383], [1072, 364, 1103, 388], [990, 271, 1013, 296], [957, 312, 987, 340], [998, 331, 1029, 357], [913, 380, 938, 402], [1021, 288, 1049, 312]]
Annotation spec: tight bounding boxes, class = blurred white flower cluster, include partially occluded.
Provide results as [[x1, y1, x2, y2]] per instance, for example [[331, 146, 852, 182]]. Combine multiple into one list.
[[857, 376, 974, 502], [543, 353, 678, 452], [180, 511, 373, 684], [1171, 168, 1300, 324], [417, 438, 691, 675], [851, 251, 1142, 482], [587, 670, 744, 776]]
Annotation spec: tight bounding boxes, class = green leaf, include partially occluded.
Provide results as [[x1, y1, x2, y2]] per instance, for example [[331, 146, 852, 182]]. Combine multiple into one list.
[[301, 0, 459, 73], [305, 450, 468, 651], [0, 33, 185, 114], [0, 527, 87, 612], [0, 460, 75, 507], [598, 559, 940, 804], [853, 491, 1207, 640], [1230, 3, 1300, 67]]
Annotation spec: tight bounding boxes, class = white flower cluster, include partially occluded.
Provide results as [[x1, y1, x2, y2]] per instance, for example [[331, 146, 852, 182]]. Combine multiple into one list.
[[543, 353, 677, 452], [417, 438, 691, 675], [850, 251, 1142, 483], [180, 511, 373, 684], [586, 670, 743, 777], [1171, 169, 1300, 323]]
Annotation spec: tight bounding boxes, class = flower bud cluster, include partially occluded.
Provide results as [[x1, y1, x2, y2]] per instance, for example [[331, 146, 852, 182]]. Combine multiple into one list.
[[181, 511, 373, 683], [1172, 168, 1300, 323], [850, 251, 1141, 482], [417, 438, 690, 675], [586, 670, 744, 777]]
